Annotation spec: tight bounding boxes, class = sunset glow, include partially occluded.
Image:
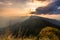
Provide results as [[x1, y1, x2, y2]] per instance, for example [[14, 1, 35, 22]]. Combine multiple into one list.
[[0, 0, 58, 17], [27, 0, 51, 12]]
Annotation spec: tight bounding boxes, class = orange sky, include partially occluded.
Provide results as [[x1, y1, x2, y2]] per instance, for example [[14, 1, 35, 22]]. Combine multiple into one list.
[[0, 8, 32, 17], [0, 0, 53, 17], [0, 8, 60, 20], [0, 7, 60, 19], [0, 0, 59, 18]]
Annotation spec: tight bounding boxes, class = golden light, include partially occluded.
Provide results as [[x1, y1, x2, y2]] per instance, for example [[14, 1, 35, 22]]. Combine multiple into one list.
[[31, 7, 36, 12], [0, 0, 53, 17], [27, 0, 51, 12]]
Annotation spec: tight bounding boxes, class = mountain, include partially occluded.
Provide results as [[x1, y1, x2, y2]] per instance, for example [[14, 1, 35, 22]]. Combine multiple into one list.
[[9, 16, 60, 38], [0, 16, 29, 28], [0, 16, 60, 39]]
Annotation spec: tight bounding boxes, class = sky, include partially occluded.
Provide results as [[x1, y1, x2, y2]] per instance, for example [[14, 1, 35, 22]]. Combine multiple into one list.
[[34, 0, 60, 14], [0, 0, 57, 17], [0, 0, 30, 17], [0, 0, 60, 28]]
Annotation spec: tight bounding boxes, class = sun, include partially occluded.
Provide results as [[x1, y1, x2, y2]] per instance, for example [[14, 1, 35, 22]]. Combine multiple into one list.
[[31, 7, 36, 12], [27, 0, 51, 12]]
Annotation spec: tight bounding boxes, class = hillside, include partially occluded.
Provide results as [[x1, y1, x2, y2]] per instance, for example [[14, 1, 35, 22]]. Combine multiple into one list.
[[9, 16, 60, 38], [0, 16, 60, 40]]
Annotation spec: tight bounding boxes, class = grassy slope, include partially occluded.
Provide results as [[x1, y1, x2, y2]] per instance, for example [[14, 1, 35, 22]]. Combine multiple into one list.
[[0, 16, 60, 40]]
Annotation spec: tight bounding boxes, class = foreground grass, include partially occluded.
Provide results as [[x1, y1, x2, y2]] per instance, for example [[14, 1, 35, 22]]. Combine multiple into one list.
[[0, 27, 60, 40]]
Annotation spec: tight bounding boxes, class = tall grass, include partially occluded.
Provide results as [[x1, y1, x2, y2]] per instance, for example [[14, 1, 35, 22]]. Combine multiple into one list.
[[0, 26, 60, 40]]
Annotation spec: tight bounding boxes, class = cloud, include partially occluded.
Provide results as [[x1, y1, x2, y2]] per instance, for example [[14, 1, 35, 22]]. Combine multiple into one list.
[[0, 1, 14, 8], [33, 0, 60, 14], [0, 2, 3, 4], [0, 0, 30, 8], [36, 0, 54, 2], [58, 7, 60, 9], [0, 0, 29, 3], [0, 1, 13, 6], [36, 0, 46, 1]]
